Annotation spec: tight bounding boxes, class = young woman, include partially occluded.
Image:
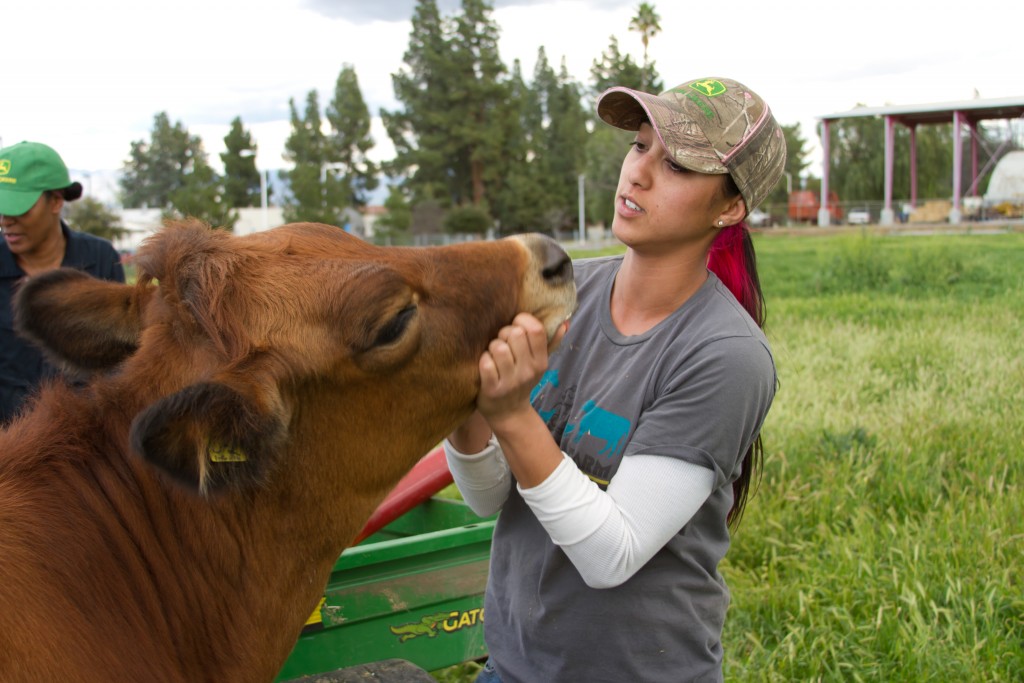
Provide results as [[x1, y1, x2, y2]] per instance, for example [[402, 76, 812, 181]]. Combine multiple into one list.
[[446, 77, 786, 682]]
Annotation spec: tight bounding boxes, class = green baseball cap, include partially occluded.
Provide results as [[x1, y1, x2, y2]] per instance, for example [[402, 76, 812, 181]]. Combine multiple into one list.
[[0, 141, 83, 216], [597, 77, 787, 217]]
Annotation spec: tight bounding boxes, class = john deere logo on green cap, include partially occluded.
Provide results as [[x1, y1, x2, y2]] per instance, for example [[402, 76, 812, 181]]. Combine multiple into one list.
[[0, 160, 10, 175], [689, 79, 727, 97]]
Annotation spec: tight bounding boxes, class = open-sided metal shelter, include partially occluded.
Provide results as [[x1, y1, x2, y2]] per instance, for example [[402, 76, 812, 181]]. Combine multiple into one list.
[[816, 95, 1024, 225]]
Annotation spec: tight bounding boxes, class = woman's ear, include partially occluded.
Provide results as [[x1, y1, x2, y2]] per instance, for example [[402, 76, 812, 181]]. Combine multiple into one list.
[[718, 196, 747, 227]]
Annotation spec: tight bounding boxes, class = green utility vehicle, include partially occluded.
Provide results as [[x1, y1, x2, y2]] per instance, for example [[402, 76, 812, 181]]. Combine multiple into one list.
[[275, 449, 494, 681]]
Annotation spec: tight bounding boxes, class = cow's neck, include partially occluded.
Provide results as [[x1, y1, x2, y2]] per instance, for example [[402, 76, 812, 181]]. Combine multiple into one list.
[[144, 470, 360, 679], [74, 381, 452, 679], [128, 441, 411, 680]]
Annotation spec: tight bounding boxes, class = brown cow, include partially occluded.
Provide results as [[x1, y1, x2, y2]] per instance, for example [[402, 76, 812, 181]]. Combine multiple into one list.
[[0, 220, 575, 683]]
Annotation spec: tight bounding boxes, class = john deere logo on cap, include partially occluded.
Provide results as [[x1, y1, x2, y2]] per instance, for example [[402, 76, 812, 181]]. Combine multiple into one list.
[[0, 160, 10, 175], [689, 80, 727, 97]]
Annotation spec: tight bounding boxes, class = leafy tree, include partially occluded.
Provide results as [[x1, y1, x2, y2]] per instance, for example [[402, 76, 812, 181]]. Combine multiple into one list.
[[489, 58, 549, 234], [828, 112, 886, 202], [584, 124, 632, 230], [443, 204, 492, 235], [121, 112, 202, 209], [478, 48, 588, 236], [531, 51, 589, 233], [589, 36, 652, 95], [451, 0, 508, 210], [281, 65, 378, 227], [762, 122, 812, 213], [383, 0, 457, 207], [167, 158, 238, 231], [120, 111, 233, 228], [325, 65, 379, 209], [221, 117, 262, 209], [281, 91, 335, 225], [629, 2, 662, 91], [373, 185, 413, 243], [383, 0, 509, 228], [64, 197, 130, 241]]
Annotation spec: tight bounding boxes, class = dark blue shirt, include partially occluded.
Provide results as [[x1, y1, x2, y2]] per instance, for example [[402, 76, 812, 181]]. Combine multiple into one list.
[[1, 220, 125, 425]]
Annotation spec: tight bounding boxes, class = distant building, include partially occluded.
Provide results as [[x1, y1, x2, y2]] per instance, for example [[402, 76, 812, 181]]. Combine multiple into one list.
[[109, 205, 388, 254]]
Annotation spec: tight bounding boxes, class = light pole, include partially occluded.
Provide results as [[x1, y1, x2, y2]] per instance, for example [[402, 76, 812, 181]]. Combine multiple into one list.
[[320, 162, 346, 226], [578, 174, 586, 244], [259, 168, 269, 230]]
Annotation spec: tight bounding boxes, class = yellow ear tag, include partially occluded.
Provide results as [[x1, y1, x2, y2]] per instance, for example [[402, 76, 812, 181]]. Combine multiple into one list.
[[305, 597, 327, 627], [209, 444, 247, 462]]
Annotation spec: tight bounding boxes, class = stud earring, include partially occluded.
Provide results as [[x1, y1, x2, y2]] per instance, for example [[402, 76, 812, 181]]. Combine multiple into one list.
[[717, 220, 724, 228]]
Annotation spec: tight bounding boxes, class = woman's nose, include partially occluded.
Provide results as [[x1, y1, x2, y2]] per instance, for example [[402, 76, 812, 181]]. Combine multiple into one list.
[[626, 155, 652, 188]]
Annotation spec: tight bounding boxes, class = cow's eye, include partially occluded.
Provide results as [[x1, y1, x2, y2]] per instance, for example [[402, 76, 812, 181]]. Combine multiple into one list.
[[374, 305, 416, 347]]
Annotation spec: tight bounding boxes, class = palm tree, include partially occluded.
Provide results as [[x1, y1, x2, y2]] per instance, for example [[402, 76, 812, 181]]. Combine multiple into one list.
[[629, 3, 662, 91]]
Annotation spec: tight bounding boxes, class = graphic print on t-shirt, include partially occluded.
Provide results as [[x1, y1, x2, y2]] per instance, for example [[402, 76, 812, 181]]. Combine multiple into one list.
[[531, 368, 633, 487], [565, 399, 631, 459], [530, 369, 560, 422]]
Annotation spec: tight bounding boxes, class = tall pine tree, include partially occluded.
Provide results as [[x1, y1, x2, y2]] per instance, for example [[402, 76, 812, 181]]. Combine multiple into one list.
[[534, 53, 588, 233], [282, 91, 333, 225], [120, 111, 235, 229], [121, 112, 200, 209], [325, 65, 379, 210], [489, 58, 548, 234], [383, 0, 509, 233], [382, 0, 452, 209], [451, 0, 508, 210], [221, 118, 262, 209]]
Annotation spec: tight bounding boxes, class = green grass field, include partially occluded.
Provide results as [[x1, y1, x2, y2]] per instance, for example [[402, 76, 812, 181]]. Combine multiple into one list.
[[434, 227, 1024, 682]]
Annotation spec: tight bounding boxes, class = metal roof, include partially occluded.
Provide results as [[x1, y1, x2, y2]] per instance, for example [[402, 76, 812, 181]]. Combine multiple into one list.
[[818, 95, 1024, 126]]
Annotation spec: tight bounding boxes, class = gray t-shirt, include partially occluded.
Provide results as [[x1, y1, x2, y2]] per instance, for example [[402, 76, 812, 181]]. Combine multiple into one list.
[[484, 255, 776, 683]]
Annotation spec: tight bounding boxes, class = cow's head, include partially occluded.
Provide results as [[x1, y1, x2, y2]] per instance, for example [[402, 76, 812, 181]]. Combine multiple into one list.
[[14, 220, 576, 496]]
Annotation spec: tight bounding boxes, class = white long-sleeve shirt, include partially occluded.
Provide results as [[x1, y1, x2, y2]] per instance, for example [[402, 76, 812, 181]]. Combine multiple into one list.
[[444, 437, 714, 588]]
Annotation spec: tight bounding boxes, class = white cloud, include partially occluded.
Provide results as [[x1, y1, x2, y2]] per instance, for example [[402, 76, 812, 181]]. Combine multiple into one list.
[[4, 0, 1019, 192]]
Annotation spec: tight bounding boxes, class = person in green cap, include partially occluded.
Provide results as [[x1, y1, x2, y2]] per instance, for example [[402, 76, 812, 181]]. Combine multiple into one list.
[[0, 141, 125, 425], [445, 77, 785, 682]]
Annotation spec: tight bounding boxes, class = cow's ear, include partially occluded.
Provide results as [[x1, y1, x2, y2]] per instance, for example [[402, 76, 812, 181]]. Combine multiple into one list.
[[130, 380, 289, 494], [13, 269, 150, 373]]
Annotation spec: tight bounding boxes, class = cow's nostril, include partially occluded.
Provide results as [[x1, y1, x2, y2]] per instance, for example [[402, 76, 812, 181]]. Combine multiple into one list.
[[540, 239, 573, 285]]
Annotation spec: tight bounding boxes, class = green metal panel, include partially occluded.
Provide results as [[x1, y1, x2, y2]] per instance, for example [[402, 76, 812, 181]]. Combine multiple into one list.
[[275, 499, 495, 681]]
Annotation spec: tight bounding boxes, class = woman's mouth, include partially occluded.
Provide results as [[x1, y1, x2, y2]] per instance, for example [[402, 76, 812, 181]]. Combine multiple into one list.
[[620, 196, 644, 215]]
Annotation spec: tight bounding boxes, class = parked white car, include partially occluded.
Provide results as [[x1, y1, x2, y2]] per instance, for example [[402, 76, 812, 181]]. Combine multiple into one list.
[[748, 209, 771, 227], [848, 209, 871, 225]]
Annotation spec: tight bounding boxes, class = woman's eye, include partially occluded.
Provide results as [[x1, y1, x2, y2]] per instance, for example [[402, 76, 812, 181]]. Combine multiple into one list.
[[667, 160, 686, 173], [374, 305, 416, 347], [629, 140, 648, 153]]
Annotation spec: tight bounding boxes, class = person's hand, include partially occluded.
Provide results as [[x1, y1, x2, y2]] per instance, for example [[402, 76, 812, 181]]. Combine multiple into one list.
[[477, 313, 562, 429]]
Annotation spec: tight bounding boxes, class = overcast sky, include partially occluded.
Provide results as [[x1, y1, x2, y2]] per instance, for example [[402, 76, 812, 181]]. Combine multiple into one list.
[[4, 0, 1019, 188]]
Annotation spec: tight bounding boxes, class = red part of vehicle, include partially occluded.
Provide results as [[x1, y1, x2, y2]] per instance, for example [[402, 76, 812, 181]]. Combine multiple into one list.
[[352, 446, 454, 545], [788, 190, 843, 224]]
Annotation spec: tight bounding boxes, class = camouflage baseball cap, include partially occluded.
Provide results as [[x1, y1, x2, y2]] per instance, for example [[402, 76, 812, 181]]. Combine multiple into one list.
[[597, 77, 787, 216]]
